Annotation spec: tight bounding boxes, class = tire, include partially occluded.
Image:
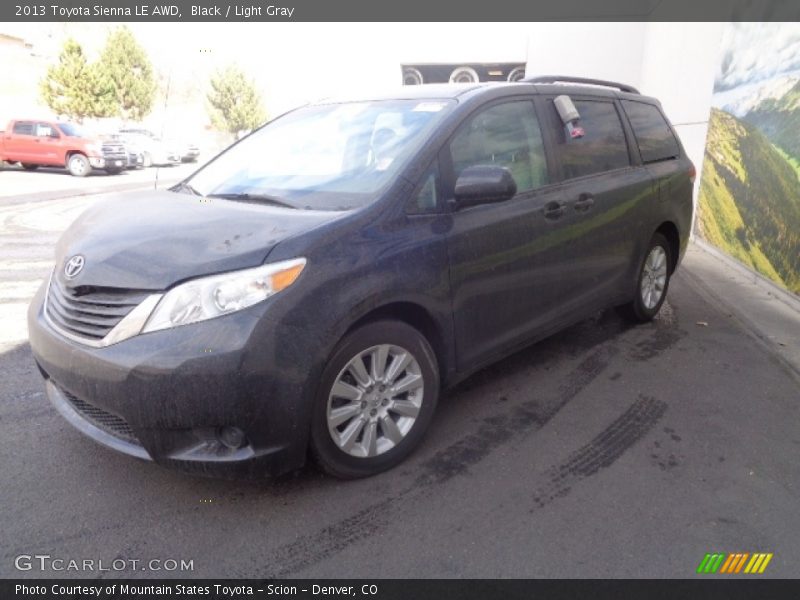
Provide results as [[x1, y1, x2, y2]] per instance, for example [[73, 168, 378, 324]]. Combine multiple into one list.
[[310, 320, 439, 479], [105, 167, 123, 175], [143, 152, 152, 168], [21, 163, 39, 171], [449, 66, 479, 84], [67, 153, 91, 177], [402, 67, 424, 86], [507, 66, 526, 82], [617, 232, 672, 323]]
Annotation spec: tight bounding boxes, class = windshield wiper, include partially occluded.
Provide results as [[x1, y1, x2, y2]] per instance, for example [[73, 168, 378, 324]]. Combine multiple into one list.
[[171, 181, 201, 196], [206, 192, 296, 209]]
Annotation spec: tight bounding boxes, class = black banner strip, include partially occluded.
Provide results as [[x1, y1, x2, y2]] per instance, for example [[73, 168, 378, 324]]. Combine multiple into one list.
[[4, 579, 800, 600], [3, 0, 800, 22]]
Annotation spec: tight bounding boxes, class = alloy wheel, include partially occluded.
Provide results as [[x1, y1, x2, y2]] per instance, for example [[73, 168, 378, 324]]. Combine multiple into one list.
[[327, 344, 424, 458], [641, 246, 668, 309]]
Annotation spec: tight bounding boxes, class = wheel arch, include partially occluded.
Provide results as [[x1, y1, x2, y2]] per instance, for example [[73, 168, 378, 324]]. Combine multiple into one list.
[[655, 221, 680, 273], [345, 301, 449, 383], [64, 149, 87, 163]]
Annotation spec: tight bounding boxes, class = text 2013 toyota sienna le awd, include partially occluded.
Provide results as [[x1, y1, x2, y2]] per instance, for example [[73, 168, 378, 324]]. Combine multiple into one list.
[[28, 77, 694, 479]]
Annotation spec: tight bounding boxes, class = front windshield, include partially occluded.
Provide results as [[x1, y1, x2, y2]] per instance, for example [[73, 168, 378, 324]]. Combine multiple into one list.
[[185, 99, 455, 210], [58, 123, 85, 137]]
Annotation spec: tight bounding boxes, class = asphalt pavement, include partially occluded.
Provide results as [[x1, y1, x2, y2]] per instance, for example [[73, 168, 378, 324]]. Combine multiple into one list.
[[1, 261, 798, 577]]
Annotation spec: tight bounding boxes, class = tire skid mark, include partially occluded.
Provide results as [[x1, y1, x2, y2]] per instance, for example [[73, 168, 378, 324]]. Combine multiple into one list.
[[415, 346, 619, 486], [264, 498, 393, 577], [531, 395, 667, 509], [261, 346, 619, 577]]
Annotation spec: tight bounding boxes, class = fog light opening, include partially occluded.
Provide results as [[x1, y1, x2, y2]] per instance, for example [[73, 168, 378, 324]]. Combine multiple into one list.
[[217, 426, 247, 450]]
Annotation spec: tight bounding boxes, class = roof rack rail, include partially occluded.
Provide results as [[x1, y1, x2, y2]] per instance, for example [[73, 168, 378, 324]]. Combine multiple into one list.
[[521, 75, 640, 95]]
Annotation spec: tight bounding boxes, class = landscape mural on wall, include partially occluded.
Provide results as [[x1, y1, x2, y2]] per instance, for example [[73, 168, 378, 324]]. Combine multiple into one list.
[[696, 23, 800, 295]]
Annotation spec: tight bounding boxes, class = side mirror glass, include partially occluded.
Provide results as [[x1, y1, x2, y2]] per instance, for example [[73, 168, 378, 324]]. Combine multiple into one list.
[[454, 165, 517, 209]]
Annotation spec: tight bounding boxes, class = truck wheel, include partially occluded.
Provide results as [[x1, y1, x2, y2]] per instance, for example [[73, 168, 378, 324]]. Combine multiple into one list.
[[402, 67, 424, 85], [449, 66, 479, 83], [21, 164, 39, 171], [310, 320, 439, 479], [67, 154, 91, 177], [507, 66, 526, 82]]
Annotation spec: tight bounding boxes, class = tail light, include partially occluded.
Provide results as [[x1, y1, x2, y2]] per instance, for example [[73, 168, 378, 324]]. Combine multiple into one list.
[[689, 163, 697, 184]]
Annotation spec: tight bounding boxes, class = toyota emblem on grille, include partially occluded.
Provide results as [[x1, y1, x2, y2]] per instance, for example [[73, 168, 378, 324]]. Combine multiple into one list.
[[64, 255, 85, 279]]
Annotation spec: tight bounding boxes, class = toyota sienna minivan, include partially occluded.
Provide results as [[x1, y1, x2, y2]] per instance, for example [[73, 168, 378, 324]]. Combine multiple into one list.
[[28, 76, 694, 479]]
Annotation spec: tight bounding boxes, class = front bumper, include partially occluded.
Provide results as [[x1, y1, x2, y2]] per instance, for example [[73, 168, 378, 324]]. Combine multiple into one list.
[[28, 283, 320, 478], [89, 155, 127, 170]]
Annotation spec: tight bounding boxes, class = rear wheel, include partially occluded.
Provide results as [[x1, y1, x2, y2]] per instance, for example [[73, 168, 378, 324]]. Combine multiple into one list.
[[67, 153, 90, 177], [618, 232, 672, 322], [21, 163, 39, 171], [310, 320, 439, 479]]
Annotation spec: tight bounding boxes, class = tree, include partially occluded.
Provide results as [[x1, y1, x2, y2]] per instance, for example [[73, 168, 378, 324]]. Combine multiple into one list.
[[97, 26, 157, 121], [39, 39, 115, 121], [207, 65, 266, 137]]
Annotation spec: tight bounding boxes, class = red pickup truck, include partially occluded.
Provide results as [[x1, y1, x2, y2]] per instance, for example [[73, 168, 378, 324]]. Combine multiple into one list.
[[0, 119, 127, 176]]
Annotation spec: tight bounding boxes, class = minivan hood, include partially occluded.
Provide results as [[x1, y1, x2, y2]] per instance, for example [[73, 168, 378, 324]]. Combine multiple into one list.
[[55, 191, 345, 290]]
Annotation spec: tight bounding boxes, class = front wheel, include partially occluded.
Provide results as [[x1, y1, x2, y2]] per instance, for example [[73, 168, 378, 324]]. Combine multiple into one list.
[[67, 153, 91, 177], [617, 233, 672, 323], [310, 320, 439, 479]]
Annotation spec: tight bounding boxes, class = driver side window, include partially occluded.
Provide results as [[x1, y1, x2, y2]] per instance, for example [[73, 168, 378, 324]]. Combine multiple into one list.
[[449, 100, 548, 194]]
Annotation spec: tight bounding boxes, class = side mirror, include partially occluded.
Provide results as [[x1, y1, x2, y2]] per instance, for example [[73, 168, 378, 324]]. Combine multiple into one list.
[[49, 132, 60, 139], [453, 165, 517, 209]]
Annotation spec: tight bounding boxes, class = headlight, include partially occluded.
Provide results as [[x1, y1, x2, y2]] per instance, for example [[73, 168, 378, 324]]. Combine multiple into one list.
[[142, 258, 306, 334]]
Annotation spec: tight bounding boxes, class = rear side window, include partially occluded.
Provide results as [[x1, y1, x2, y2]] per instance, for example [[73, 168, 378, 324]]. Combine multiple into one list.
[[547, 99, 630, 179], [449, 100, 548, 193], [622, 100, 680, 163], [12, 121, 34, 135]]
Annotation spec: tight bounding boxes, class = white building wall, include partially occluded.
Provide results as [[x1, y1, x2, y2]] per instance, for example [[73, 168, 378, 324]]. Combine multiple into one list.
[[524, 22, 724, 221]]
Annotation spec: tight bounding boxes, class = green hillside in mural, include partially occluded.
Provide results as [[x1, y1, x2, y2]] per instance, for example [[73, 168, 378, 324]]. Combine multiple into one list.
[[743, 80, 800, 158], [696, 108, 800, 294]]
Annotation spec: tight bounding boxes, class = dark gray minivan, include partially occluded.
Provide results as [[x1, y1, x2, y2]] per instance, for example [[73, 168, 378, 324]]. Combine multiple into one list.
[[28, 76, 695, 479]]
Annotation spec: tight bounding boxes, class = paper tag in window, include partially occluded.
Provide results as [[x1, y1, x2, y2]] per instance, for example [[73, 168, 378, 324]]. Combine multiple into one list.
[[376, 157, 394, 171], [413, 102, 447, 112]]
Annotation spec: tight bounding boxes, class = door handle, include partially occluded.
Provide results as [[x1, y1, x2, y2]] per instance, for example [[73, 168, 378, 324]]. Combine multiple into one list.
[[543, 201, 565, 220], [574, 193, 594, 212]]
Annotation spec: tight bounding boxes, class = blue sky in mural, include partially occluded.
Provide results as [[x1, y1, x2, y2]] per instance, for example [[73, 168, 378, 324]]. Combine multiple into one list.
[[712, 23, 800, 116]]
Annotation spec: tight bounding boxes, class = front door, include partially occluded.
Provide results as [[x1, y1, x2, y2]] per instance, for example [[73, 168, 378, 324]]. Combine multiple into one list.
[[444, 99, 579, 372], [34, 122, 64, 166]]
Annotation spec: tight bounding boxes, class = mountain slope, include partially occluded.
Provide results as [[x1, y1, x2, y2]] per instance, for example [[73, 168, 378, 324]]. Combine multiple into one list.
[[696, 108, 800, 294], [743, 80, 800, 159]]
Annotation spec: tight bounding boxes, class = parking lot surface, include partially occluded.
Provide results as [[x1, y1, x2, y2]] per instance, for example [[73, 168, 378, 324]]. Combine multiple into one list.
[[0, 183, 798, 578]]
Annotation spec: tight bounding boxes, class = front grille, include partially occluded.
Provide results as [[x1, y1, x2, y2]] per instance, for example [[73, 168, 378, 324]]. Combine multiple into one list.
[[101, 143, 127, 159], [46, 278, 150, 341], [61, 387, 139, 444]]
